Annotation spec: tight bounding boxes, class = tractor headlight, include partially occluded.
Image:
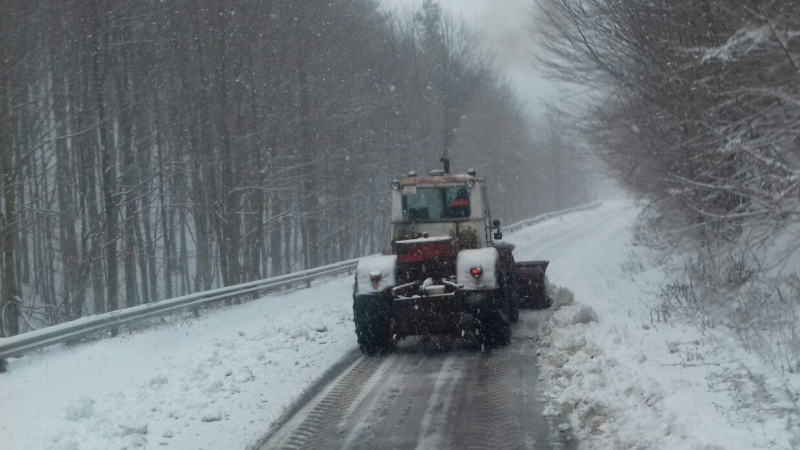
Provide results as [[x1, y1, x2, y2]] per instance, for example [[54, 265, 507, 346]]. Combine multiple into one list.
[[390, 180, 401, 191], [467, 179, 475, 188]]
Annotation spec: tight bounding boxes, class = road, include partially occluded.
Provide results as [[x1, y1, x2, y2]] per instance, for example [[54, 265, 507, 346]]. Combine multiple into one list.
[[261, 311, 574, 450], [260, 203, 633, 450]]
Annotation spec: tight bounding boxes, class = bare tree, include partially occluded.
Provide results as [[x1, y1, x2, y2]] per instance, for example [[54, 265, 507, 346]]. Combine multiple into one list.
[[0, 0, 584, 336]]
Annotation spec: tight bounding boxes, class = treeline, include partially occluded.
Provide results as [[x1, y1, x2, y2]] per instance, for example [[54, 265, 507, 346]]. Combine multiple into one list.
[[0, 0, 575, 336], [537, 0, 799, 236], [536, 1, 799, 368]]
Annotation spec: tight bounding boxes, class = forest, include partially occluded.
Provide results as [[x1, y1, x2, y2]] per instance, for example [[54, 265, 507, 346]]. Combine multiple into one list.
[[0, 0, 587, 336], [537, 0, 800, 374]]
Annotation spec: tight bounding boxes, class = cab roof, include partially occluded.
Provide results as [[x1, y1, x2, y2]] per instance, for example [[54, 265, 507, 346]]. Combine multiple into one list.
[[397, 173, 483, 186]]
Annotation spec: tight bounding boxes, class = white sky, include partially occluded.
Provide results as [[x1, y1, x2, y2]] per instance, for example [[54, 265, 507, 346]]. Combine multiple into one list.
[[380, 0, 565, 120]]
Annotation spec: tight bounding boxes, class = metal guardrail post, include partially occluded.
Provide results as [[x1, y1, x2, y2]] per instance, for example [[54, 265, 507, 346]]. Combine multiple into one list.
[[0, 358, 6, 373]]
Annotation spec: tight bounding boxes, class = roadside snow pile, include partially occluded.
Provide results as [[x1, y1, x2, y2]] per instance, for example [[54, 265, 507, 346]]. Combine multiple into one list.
[[526, 201, 796, 450], [538, 298, 686, 449], [64, 398, 96, 421], [0, 276, 358, 450]]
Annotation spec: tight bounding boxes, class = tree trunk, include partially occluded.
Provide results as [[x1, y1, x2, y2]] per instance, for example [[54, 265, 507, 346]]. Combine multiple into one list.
[[296, 5, 320, 270], [118, 58, 138, 309], [88, 0, 119, 311], [1, 111, 20, 337], [52, 71, 82, 318]]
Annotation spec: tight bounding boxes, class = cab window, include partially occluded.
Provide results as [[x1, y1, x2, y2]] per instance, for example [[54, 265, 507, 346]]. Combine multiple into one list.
[[402, 186, 471, 222]]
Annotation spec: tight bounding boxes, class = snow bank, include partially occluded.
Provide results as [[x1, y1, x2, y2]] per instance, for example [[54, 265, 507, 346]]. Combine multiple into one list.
[[515, 200, 796, 450], [539, 291, 743, 449]]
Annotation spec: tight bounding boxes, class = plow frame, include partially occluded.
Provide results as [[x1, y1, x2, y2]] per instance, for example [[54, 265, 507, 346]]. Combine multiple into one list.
[[515, 260, 550, 308]]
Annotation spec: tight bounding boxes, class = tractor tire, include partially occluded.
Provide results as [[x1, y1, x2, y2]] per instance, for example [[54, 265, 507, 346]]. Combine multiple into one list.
[[508, 275, 520, 324], [477, 291, 511, 348], [353, 294, 393, 357]]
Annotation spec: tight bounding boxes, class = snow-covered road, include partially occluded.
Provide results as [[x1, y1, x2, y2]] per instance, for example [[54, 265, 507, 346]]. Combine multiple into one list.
[[261, 310, 571, 450]]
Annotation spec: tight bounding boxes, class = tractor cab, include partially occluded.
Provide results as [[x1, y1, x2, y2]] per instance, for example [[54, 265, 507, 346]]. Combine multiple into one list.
[[389, 169, 499, 250], [352, 165, 550, 356]]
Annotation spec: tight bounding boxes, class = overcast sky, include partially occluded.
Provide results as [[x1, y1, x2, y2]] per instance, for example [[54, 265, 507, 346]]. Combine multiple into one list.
[[380, 0, 563, 120], [380, 0, 622, 198]]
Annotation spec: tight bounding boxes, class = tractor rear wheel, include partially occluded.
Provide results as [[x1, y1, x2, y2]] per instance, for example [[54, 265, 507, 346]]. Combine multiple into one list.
[[508, 274, 520, 323], [353, 295, 393, 356], [477, 290, 511, 348]]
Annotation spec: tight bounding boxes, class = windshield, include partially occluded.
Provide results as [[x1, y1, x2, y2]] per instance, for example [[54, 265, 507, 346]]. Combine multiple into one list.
[[402, 186, 471, 222]]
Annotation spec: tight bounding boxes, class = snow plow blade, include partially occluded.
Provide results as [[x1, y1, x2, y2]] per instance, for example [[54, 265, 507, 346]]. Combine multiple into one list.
[[516, 260, 550, 309]]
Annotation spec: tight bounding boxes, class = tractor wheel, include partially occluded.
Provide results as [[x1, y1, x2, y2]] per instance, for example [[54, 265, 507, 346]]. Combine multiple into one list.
[[509, 303, 519, 324], [477, 291, 511, 348], [508, 274, 520, 324], [353, 295, 393, 356]]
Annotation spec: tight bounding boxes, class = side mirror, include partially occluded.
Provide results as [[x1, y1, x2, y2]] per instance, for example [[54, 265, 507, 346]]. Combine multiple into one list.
[[492, 219, 501, 229]]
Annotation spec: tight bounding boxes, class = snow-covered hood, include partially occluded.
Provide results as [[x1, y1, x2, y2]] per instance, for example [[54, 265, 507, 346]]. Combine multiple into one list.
[[394, 236, 452, 245]]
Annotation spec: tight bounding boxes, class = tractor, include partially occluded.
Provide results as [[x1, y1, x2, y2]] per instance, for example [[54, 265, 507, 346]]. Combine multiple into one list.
[[352, 165, 549, 356]]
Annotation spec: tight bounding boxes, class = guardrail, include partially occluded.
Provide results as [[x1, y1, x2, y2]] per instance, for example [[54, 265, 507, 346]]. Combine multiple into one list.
[[0, 259, 358, 372], [0, 201, 602, 373], [502, 202, 602, 234]]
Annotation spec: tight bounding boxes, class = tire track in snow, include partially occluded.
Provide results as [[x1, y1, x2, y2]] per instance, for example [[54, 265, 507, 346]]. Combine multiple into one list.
[[414, 354, 461, 450], [448, 349, 522, 450], [265, 356, 384, 450]]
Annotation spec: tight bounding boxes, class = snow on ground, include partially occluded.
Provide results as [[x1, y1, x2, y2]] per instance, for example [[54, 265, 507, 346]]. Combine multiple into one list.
[[3, 199, 795, 450], [513, 199, 797, 450], [0, 277, 356, 450]]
